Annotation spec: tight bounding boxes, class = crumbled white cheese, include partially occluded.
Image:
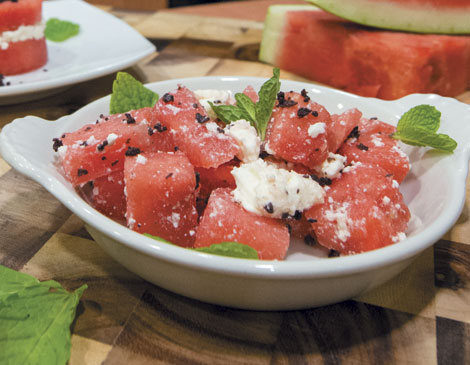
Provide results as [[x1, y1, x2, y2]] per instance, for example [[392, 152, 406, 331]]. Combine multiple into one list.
[[325, 203, 352, 242], [307, 122, 326, 138], [205, 122, 220, 134], [225, 119, 261, 163], [57, 145, 68, 159], [321, 153, 347, 179], [231, 158, 324, 218], [392, 232, 407, 243], [0, 21, 45, 50], [194, 89, 232, 119], [136, 154, 147, 165], [106, 133, 118, 146]]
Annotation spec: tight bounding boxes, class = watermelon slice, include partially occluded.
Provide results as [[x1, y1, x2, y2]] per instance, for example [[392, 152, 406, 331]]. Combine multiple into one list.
[[0, 0, 47, 75], [154, 86, 240, 168], [124, 151, 198, 247], [306, 0, 470, 34], [305, 163, 410, 254], [259, 5, 470, 100], [90, 170, 126, 222], [195, 188, 290, 260]]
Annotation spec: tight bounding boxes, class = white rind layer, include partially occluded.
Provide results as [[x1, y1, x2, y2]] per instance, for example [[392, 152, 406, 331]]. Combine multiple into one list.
[[0, 21, 45, 50], [307, 0, 470, 34]]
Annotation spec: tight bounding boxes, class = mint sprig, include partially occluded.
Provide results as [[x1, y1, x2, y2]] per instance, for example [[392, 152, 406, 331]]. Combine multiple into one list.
[[110, 72, 159, 114], [0, 265, 86, 364], [210, 68, 281, 140], [392, 104, 457, 153], [144, 234, 259, 259], [45, 18, 80, 42]]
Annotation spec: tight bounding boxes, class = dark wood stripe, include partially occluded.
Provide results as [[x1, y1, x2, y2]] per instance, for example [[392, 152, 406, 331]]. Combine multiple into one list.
[[435, 239, 470, 290], [437, 316, 470, 365], [0, 170, 71, 270]]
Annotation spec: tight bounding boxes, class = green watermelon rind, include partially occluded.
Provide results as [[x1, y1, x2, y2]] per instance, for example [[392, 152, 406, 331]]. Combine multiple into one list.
[[306, 0, 470, 34], [259, 5, 320, 65]]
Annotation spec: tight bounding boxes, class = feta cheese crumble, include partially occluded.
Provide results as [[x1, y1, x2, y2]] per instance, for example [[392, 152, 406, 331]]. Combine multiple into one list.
[[194, 89, 232, 120], [307, 122, 326, 138], [0, 22, 45, 50], [320, 153, 347, 179], [231, 158, 325, 218], [225, 119, 261, 163]]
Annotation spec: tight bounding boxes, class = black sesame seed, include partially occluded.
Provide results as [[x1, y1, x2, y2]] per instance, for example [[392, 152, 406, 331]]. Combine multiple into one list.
[[217, 127, 225, 134], [328, 249, 340, 258], [85, 126, 92, 131], [125, 113, 136, 124], [293, 210, 302, 220], [125, 147, 141, 156], [264, 202, 274, 214], [281, 212, 289, 219], [165, 173, 173, 179], [52, 138, 63, 152], [301, 89, 310, 102], [97, 140, 108, 151], [162, 93, 174, 103], [370, 117, 378, 120], [297, 108, 311, 118], [311, 110, 319, 117], [80, 141, 88, 147], [307, 218, 317, 223], [77, 168, 88, 177], [174, 146, 179, 151], [304, 234, 317, 246], [154, 123, 167, 132], [147, 127, 154, 136], [347, 126, 360, 139], [193, 103, 198, 109], [111, 160, 119, 166], [196, 113, 210, 124], [101, 156, 107, 161], [357, 143, 369, 151]]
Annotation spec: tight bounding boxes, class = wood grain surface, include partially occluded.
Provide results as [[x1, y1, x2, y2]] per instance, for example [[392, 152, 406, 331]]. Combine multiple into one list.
[[1, 2, 470, 364]]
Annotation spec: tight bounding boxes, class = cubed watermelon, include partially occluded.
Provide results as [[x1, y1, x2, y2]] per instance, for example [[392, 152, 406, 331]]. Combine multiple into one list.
[[55, 107, 174, 185], [154, 86, 240, 168], [0, 0, 42, 32], [264, 90, 330, 168], [305, 163, 410, 254], [124, 151, 198, 247], [195, 188, 290, 260], [90, 170, 126, 222], [328, 108, 362, 153]]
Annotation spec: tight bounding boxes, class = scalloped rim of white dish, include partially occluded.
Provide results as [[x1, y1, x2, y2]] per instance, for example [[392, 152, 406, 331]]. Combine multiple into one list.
[[1, 76, 469, 281]]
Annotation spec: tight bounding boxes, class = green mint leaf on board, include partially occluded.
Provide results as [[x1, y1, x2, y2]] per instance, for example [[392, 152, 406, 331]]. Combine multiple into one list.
[[194, 242, 259, 259], [392, 104, 457, 153], [209, 68, 281, 140], [0, 265, 87, 365], [44, 18, 80, 42], [109, 72, 159, 114]]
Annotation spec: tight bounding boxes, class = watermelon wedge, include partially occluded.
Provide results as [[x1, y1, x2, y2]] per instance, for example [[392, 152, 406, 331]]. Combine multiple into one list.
[[259, 5, 470, 100], [306, 0, 470, 34]]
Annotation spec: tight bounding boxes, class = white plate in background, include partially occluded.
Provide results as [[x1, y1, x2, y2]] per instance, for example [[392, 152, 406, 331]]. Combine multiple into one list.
[[0, 0, 155, 104]]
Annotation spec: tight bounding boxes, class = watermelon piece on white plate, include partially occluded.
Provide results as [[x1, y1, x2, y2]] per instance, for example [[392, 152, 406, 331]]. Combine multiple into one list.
[[306, 0, 470, 34]]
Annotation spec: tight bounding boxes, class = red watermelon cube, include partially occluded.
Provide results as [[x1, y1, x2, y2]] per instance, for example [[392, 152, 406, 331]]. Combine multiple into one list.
[[89, 170, 126, 223], [195, 188, 290, 260], [305, 163, 410, 254], [154, 86, 240, 168], [124, 151, 198, 247]]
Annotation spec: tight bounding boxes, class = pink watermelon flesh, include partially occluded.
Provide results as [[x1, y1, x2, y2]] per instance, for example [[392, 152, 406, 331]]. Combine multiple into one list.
[[260, 6, 470, 99], [305, 163, 410, 254], [153, 86, 240, 168], [0, 0, 42, 32], [242, 85, 259, 102], [124, 151, 198, 247], [56, 107, 174, 185], [328, 108, 362, 153], [195, 188, 290, 260], [339, 118, 410, 183], [264, 90, 330, 168], [90, 170, 126, 222]]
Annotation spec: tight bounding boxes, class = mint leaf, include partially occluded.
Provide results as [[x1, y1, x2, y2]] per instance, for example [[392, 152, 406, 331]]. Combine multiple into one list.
[[394, 127, 457, 153], [0, 265, 86, 365], [255, 68, 281, 140], [44, 18, 80, 42], [194, 242, 259, 259], [392, 104, 457, 153], [397, 104, 441, 134], [208, 102, 246, 124], [109, 72, 159, 114], [143, 234, 258, 259], [209, 68, 281, 140], [234, 93, 257, 123]]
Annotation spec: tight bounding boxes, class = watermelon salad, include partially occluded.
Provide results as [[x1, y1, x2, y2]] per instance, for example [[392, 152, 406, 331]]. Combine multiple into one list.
[[52, 71, 455, 261]]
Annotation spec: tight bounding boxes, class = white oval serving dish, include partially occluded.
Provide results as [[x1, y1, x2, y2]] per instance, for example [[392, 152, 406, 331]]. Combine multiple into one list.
[[1, 77, 469, 310]]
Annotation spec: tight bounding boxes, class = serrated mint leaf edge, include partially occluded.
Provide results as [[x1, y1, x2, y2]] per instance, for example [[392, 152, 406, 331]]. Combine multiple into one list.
[[397, 104, 441, 134]]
